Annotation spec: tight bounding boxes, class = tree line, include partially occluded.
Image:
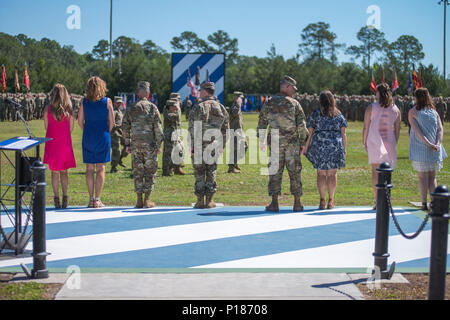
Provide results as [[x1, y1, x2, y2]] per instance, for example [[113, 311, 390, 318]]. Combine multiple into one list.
[[0, 22, 448, 106]]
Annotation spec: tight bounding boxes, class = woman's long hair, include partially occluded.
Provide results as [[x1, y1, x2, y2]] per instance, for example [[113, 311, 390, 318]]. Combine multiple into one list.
[[85, 76, 107, 102], [376, 83, 394, 108], [49, 83, 72, 122], [414, 87, 436, 111], [319, 90, 340, 118]]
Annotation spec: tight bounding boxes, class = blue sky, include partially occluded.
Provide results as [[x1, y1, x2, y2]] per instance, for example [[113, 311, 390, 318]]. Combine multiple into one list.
[[0, 0, 447, 73]]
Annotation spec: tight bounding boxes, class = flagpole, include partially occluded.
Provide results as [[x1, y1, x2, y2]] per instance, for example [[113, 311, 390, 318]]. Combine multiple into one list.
[[109, 0, 113, 68], [439, 0, 449, 80]]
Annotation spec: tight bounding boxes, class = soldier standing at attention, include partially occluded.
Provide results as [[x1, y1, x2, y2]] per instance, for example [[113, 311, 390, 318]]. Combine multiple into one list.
[[162, 98, 186, 176], [189, 82, 230, 209], [226, 91, 248, 173], [123, 81, 163, 209], [110, 96, 128, 173], [184, 97, 193, 121], [257, 75, 309, 212]]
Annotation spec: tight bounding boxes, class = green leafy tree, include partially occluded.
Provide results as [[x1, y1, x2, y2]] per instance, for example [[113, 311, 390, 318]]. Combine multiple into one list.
[[207, 30, 239, 61], [346, 26, 387, 72], [386, 35, 425, 73], [298, 22, 340, 62], [170, 31, 210, 52]]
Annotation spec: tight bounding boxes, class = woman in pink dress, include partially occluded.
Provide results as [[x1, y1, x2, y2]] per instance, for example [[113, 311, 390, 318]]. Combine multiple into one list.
[[43, 84, 77, 209], [363, 83, 401, 209]]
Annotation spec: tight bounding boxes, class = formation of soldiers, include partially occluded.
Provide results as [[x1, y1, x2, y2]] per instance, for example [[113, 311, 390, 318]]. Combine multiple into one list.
[[0, 92, 84, 122], [0, 92, 448, 125]]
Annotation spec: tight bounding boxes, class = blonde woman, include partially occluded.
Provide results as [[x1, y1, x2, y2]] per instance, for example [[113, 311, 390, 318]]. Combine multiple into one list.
[[78, 76, 114, 208], [43, 84, 76, 209], [363, 83, 401, 209]]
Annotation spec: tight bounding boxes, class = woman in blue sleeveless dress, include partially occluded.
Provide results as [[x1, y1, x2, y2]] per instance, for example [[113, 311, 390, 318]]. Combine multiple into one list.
[[409, 88, 447, 211], [78, 76, 114, 208]]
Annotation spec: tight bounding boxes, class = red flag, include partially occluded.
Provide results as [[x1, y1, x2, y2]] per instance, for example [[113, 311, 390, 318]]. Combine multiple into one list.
[[23, 63, 30, 90], [1, 65, 6, 93], [392, 66, 399, 92], [370, 70, 377, 93], [14, 67, 20, 92], [412, 69, 419, 90]]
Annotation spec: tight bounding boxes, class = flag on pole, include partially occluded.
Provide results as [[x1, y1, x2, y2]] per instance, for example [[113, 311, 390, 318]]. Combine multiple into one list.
[[412, 69, 419, 90], [1, 65, 6, 93], [23, 63, 30, 90], [14, 67, 20, 92], [407, 70, 412, 95], [392, 66, 399, 92], [370, 70, 377, 93], [381, 68, 385, 84], [195, 66, 200, 86], [206, 69, 209, 83], [187, 68, 198, 98]]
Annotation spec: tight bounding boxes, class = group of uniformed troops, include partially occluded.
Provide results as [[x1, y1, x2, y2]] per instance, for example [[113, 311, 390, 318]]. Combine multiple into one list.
[[0, 92, 84, 121], [1, 78, 449, 211]]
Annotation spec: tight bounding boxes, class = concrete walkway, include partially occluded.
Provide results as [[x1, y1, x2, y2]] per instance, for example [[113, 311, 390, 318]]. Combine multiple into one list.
[[7, 272, 405, 300]]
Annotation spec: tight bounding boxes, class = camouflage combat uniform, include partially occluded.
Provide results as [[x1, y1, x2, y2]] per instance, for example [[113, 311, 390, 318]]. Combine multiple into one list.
[[257, 93, 308, 197], [122, 92, 163, 194], [110, 96, 128, 172], [188, 83, 229, 200], [226, 91, 248, 172], [162, 99, 184, 175]]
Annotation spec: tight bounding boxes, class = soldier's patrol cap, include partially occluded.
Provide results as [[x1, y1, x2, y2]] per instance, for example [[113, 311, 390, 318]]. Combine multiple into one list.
[[200, 82, 215, 91], [137, 81, 150, 91], [281, 75, 298, 91], [170, 93, 180, 98], [233, 91, 244, 98], [166, 99, 178, 107], [114, 96, 123, 104]]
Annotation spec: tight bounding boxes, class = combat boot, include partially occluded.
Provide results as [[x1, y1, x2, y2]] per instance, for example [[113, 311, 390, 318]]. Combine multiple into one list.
[[194, 195, 205, 209], [174, 166, 186, 175], [235, 164, 242, 171], [136, 193, 144, 209], [143, 192, 155, 208], [293, 195, 304, 212], [228, 165, 240, 174], [110, 162, 118, 173], [265, 195, 279, 212], [205, 194, 216, 209]]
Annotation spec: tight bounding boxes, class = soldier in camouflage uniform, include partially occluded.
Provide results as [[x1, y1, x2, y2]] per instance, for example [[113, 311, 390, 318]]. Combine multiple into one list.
[[257, 75, 309, 212], [184, 97, 193, 121], [0, 93, 5, 121], [122, 81, 164, 209], [436, 97, 447, 125], [188, 82, 230, 209], [162, 98, 186, 176], [226, 91, 248, 173], [110, 96, 128, 173]]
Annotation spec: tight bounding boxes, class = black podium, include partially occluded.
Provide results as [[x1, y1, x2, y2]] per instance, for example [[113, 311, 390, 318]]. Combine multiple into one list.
[[0, 137, 50, 255]]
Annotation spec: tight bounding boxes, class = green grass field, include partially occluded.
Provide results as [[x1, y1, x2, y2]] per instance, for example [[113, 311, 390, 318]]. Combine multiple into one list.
[[0, 114, 448, 208]]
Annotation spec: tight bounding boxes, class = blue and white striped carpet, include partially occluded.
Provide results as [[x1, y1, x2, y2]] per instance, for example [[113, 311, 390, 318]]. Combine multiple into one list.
[[0, 206, 447, 272]]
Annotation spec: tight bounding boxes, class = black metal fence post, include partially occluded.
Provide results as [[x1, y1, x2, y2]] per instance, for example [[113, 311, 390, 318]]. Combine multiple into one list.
[[373, 162, 396, 280], [31, 159, 49, 279], [428, 185, 450, 300]]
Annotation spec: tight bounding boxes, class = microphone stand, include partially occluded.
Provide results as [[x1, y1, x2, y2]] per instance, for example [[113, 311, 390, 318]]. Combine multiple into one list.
[[6, 98, 34, 139]]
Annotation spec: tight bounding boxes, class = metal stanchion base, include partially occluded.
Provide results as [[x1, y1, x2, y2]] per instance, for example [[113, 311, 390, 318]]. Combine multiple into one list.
[[31, 269, 49, 279]]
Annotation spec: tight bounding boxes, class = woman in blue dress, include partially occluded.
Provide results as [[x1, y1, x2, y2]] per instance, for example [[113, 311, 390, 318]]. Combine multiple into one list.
[[303, 90, 348, 210], [78, 76, 114, 208]]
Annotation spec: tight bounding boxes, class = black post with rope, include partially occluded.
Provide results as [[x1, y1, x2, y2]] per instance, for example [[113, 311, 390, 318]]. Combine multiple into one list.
[[428, 185, 449, 300], [372, 162, 396, 280]]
